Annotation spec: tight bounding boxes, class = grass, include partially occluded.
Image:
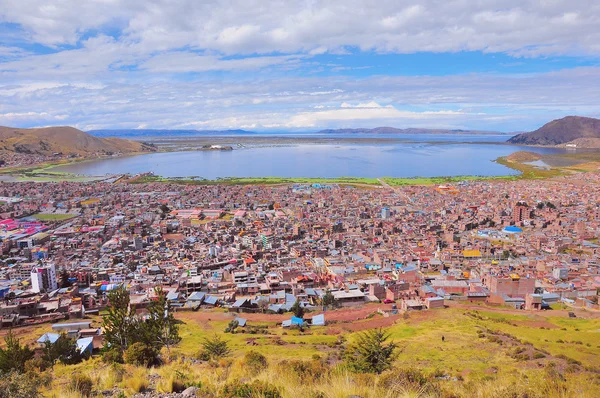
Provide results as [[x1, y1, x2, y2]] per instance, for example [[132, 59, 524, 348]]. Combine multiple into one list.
[[495, 156, 566, 179], [382, 175, 517, 186], [32, 213, 78, 221], [22, 306, 600, 396], [128, 175, 382, 186]]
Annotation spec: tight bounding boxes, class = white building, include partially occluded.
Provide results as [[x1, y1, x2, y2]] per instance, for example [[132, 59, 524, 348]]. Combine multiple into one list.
[[31, 263, 57, 293]]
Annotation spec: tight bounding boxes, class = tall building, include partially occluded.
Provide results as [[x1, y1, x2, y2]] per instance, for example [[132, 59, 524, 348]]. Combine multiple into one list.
[[513, 202, 529, 223], [31, 263, 57, 293], [133, 235, 143, 251], [261, 233, 274, 249], [381, 207, 391, 219]]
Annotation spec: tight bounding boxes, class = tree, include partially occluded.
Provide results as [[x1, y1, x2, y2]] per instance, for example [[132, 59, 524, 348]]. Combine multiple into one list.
[[345, 328, 398, 374], [290, 299, 305, 319], [321, 290, 338, 309], [257, 298, 269, 313], [201, 334, 231, 360], [59, 269, 71, 288], [224, 320, 239, 333], [42, 334, 83, 366], [137, 287, 181, 353], [102, 286, 138, 352], [0, 331, 34, 373]]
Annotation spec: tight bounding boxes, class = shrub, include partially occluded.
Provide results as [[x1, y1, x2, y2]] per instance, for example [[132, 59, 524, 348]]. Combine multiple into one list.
[[0, 371, 40, 398], [102, 347, 124, 364], [201, 334, 231, 360], [123, 342, 158, 367], [533, 352, 546, 359], [221, 380, 281, 398], [345, 328, 397, 374], [123, 369, 149, 394], [378, 367, 429, 391], [243, 351, 268, 375], [69, 374, 93, 397], [277, 359, 328, 382]]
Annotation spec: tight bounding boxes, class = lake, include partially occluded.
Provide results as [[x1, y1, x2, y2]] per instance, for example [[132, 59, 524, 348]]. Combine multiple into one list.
[[51, 135, 568, 179]]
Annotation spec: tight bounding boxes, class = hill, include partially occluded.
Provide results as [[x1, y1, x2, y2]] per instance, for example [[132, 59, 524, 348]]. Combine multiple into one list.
[[508, 116, 600, 146], [0, 126, 157, 156]]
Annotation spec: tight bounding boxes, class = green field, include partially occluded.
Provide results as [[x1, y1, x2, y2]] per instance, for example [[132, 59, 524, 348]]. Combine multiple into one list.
[[23, 304, 600, 397], [33, 213, 78, 221], [129, 175, 382, 186]]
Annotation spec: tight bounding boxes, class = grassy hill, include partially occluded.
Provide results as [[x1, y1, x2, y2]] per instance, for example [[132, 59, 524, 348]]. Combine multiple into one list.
[[7, 304, 600, 397], [508, 116, 600, 146], [0, 126, 156, 156]]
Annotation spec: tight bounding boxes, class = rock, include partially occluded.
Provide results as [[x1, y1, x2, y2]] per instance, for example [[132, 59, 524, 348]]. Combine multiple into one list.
[[181, 386, 199, 397]]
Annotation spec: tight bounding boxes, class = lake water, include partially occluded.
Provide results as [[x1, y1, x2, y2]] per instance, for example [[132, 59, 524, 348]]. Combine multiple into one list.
[[52, 136, 568, 179]]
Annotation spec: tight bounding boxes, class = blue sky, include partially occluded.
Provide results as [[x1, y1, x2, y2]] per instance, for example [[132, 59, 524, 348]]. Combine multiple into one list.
[[1, 0, 599, 132]]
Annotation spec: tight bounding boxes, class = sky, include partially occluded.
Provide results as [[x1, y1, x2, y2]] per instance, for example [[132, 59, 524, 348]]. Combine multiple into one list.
[[1, 0, 600, 132]]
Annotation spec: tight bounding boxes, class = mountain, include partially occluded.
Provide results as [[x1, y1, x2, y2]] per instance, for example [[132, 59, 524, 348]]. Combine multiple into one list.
[[88, 129, 255, 138], [316, 127, 505, 135], [507, 116, 600, 146], [0, 126, 157, 156]]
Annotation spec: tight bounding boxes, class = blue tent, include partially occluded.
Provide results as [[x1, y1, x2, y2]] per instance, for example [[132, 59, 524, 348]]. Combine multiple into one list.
[[291, 316, 304, 326]]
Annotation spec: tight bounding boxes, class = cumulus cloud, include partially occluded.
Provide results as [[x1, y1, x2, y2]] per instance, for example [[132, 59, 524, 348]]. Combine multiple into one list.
[[0, 1, 598, 56], [1, 1, 599, 130]]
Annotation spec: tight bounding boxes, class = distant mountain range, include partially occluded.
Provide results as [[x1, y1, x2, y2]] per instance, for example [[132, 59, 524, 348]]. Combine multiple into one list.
[[315, 127, 507, 135], [508, 116, 600, 147], [88, 129, 256, 138], [88, 127, 508, 138], [0, 126, 156, 156]]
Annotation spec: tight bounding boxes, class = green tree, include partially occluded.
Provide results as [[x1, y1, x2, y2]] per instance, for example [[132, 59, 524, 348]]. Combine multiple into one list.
[[201, 334, 231, 360], [321, 290, 338, 309], [345, 328, 398, 374], [42, 334, 83, 366], [0, 331, 34, 373], [290, 299, 305, 319], [102, 286, 138, 352], [137, 287, 181, 352]]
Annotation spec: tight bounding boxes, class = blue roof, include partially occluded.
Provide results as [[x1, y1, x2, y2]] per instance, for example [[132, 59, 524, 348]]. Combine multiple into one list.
[[203, 295, 218, 305], [76, 337, 94, 354], [235, 317, 247, 327], [503, 226, 523, 233], [37, 332, 60, 344], [187, 291, 205, 301], [232, 298, 248, 308]]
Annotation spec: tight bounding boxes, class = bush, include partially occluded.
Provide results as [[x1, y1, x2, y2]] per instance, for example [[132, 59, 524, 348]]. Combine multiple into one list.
[[0, 371, 40, 398], [243, 351, 268, 375], [221, 381, 281, 398], [344, 328, 397, 374], [277, 359, 328, 382], [123, 342, 158, 367], [69, 374, 93, 397], [201, 334, 231, 360], [102, 347, 124, 364]]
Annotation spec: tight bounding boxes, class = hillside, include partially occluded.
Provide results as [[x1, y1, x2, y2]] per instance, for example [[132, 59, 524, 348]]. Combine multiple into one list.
[[508, 116, 600, 146], [0, 126, 157, 156]]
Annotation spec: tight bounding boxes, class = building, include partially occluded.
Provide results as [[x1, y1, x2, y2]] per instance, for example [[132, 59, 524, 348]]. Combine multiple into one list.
[[381, 207, 391, 219], [31, 263, 57, 293], [513, 202, 529, 223]]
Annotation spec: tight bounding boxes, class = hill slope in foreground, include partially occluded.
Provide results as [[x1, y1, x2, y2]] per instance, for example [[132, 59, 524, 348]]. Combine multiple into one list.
[[508, 116, 600, 146], [0, 126, 156, 156], [7, 304, 600, 397]]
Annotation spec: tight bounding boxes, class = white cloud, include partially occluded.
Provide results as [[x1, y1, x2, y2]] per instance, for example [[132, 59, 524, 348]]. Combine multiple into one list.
[[1, 1, 599, 56]]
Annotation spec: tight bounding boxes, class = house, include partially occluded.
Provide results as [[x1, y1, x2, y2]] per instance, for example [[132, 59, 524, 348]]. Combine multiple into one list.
[[76, 336, 94, 357], [37, 332, 60, 346], [425, 297, 444, 309], [401, 299, 424, 311], [311, 314, 325, 326], [282, 316, 305, 328]]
